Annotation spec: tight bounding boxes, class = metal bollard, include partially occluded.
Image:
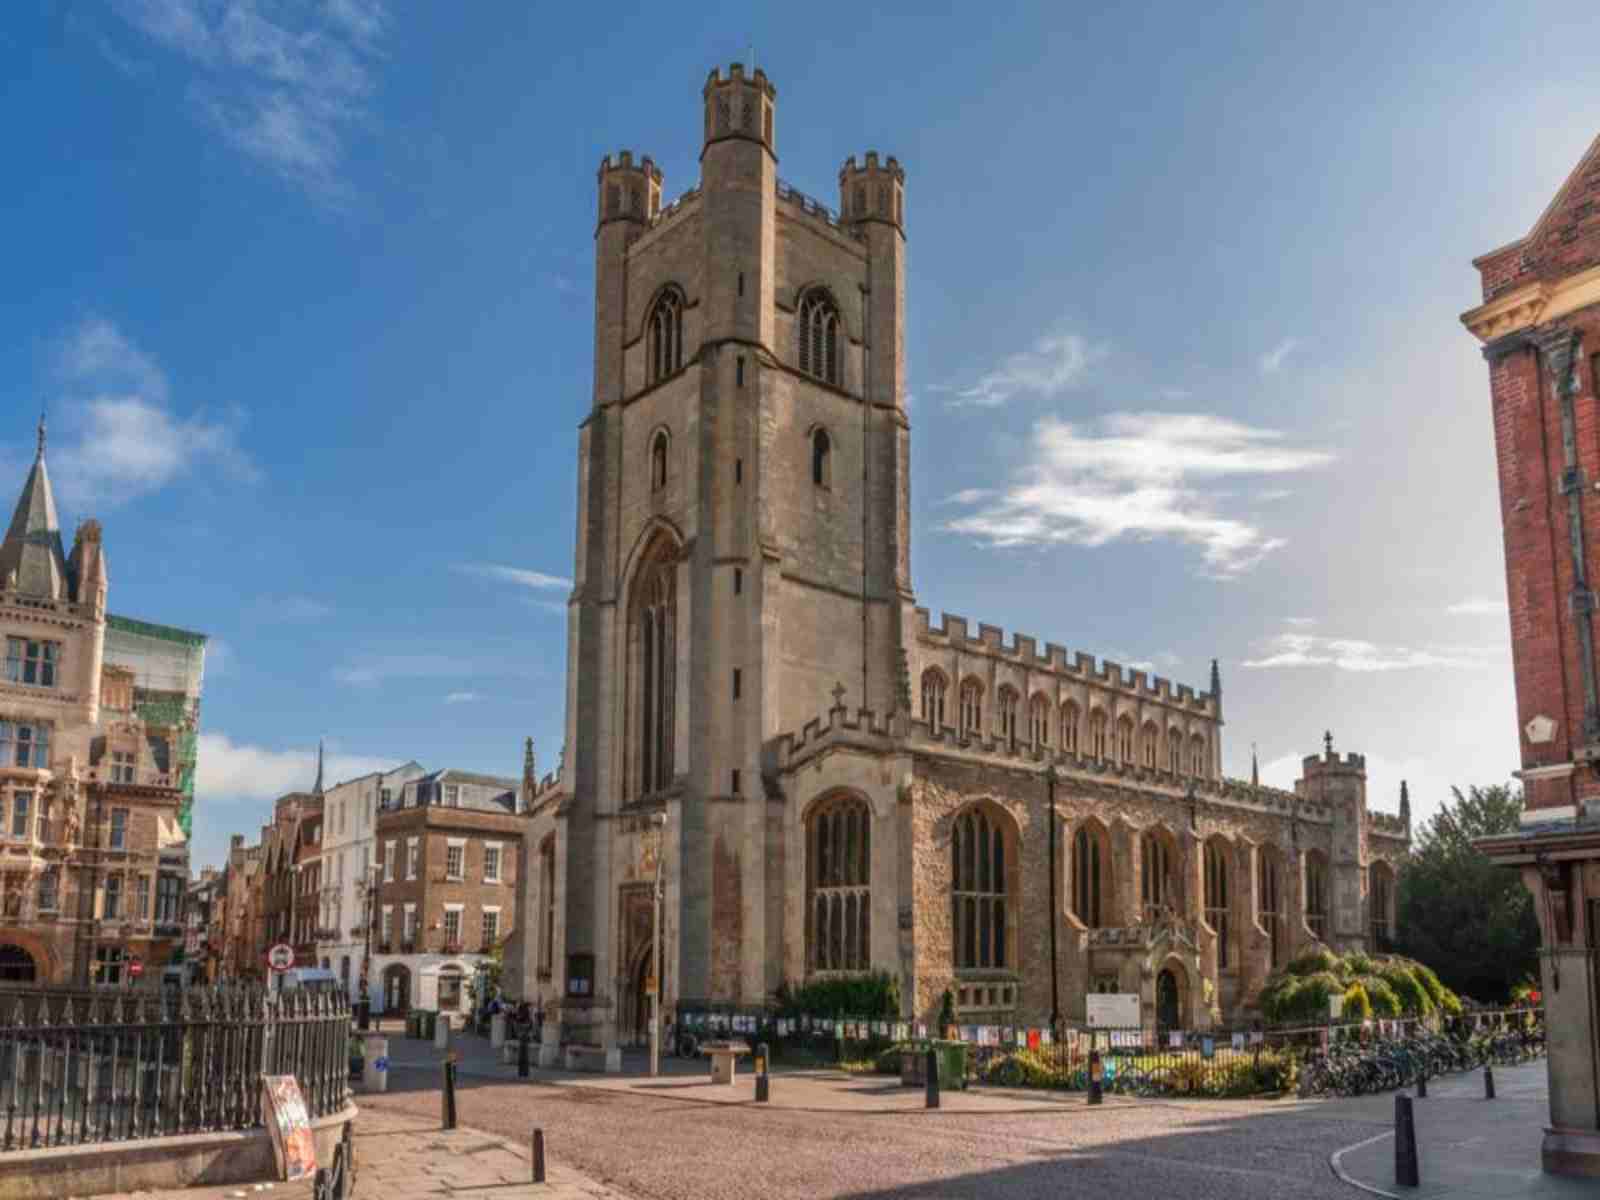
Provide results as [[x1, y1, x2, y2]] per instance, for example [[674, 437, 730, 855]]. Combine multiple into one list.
[[1416, 1069, 1427, 1099], [442, 1058, 458, 1130], [755, 1041, 770, 1103], [1394, 1094, 1419, 1187], [1484, 1064, 1495, 1100], [518, 1033, 531, 1079], [531, 1127, 546, 1184], [1087, 1050, 1104, 1106], [925, 1047, 940, 1109]]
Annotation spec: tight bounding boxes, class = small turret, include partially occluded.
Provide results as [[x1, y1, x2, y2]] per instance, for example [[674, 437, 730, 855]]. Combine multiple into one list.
[[702, 62, 775, 155], [596, 150, 662, 227], [839, 151, 906, 229]]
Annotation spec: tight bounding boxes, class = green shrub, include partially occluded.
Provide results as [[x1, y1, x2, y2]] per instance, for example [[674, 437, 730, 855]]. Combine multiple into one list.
[[1377, 963, 1433, 1017], [1285, 949, 1339, 978], [1358, 975, 1403, 1018], [1342, 981, 1373, 1023], [776, 971, 900, 1019]]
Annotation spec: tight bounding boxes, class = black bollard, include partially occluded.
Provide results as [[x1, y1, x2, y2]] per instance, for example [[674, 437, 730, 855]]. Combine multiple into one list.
[[755, 1041, 770, 1103], [518, 1032, 531, 1079], [1087, 1049, 1104, 1106], [1394, 1094, 1419, 1187], [442, 1058, 458, 1130], [1416, 1069, 1427, 1099], [531, 1127, 546, 1184], [925, 1047, 940, 1109], [1484, 1064, 1495, 1100]]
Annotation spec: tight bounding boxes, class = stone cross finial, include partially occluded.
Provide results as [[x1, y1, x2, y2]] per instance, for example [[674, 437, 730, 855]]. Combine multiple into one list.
[[831, 681, 847, 709], [36, 409, 46, 458], [1323, 730, 1333, 756]]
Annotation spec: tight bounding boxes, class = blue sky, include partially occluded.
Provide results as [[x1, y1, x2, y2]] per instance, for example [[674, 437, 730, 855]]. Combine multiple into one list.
[[4, 2, 1597, 869]]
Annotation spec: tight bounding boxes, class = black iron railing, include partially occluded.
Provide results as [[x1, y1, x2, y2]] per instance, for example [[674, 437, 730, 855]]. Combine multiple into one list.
[[0, 986, 350, 1152]]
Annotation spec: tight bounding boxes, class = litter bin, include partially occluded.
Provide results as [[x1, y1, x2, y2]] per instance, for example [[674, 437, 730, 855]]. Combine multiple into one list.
[[406, 1011, 420, 1039], [362, 1035, 390, 1093], [420, 1010, 438, 1042], [356, 1000, 371, 1031]]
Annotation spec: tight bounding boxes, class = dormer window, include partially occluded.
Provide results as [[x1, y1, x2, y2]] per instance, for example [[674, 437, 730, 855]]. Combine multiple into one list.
[[5, 638, 57, 688], [110, 752, 135, 784]]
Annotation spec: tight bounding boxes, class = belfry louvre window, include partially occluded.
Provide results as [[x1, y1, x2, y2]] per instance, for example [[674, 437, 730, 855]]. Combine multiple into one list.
[[921, 670, 947, 728], [648, 289, 683, 384], [1204, 840, 1230, 968], [798, 290, 840, 385], [808, 796, 871, 973], [5, 639, 58, 688], [952, 807, 1010, 970]]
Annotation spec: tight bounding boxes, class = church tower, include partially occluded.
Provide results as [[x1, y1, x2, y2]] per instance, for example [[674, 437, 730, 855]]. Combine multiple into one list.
[[550, 64, 911, 1039]]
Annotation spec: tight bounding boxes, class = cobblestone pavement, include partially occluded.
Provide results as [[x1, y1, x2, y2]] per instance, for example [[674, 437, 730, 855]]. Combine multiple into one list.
[[362, 1051, 1392, 1200]]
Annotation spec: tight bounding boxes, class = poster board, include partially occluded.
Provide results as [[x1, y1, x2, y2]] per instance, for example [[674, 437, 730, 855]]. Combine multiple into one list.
[[1084, 993, 1140, 1029], [260, 1075, 317, 1181]]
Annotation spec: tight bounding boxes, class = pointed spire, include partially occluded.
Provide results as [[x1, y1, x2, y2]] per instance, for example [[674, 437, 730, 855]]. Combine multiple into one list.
[[524, 736, 536, 785], [1400, 779, 1411, 826], [1250, 742, 1259, 787], [313, 740, 325, 796], [1209, 657, 1221, 699], [0, 408, 69, 600]]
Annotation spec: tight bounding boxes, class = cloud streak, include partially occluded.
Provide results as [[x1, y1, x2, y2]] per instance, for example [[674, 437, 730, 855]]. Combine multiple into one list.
[[1447, 597, 1509, 616], [942, 412, 1333, 576], [113, 0, 389, 205], [454, 563, 572, 591], [943, 330, 1099, 408], [1259, 337, 1300, 374], [1242, 632, 1502, 672]]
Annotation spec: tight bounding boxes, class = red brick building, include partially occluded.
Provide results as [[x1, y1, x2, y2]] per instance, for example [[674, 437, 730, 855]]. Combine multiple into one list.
[[1464, 133, 1600, 1178]]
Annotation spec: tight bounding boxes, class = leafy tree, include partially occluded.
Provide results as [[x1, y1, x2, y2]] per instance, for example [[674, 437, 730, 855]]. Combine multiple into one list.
[[1395, 783, 1538, 1003]]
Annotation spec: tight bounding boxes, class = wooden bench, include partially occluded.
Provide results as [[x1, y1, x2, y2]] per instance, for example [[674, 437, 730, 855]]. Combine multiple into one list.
[[701, 1040, 750, 1085]]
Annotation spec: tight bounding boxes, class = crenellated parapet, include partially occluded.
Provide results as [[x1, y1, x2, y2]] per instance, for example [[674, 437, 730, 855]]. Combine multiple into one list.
[[1367, 810, 1409, 839], [596, 149, 663, 227]]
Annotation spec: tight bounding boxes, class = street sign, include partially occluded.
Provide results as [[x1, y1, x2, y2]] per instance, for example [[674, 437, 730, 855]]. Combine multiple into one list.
[[128, 958, 144, 979], [267, 943, 295, 973], [1085, 993, 1140, 1029]]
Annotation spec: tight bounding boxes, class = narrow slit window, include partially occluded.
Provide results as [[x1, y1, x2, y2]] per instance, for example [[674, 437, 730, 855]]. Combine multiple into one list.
[[734, 567, 743, 594], [733, 668, 742, 700], [812, 428, 832, 488]]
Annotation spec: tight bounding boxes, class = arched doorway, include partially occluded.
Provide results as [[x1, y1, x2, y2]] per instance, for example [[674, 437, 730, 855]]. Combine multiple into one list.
[[383, 964, 411, 1013], [0, 945, 36, 983], [1156, 969, 1180, 1030]]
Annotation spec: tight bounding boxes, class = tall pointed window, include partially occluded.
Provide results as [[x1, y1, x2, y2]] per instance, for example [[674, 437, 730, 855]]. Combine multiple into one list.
[[630, 536, 678, 797], [1260, 847, 1283, 968], [1168, 727, 1183, 774], [997, 687, 1019, 746], [1141, 830, 1173, 922], [1072, 822, 1109, 928], [651, 431, 669, 492], [1029, 695, 1050, 747], [798, 289, 840, 385], [1060, 703, 1079, 754], [952, 806, 1013, 969], [812, 428, 832, 487], [1204, 838, 1230, 968], [1189, 734, 1208, 779], [538, 836, 556, 975], [1141, 721, 1159, 769], [959, 679, 983, 736], [648, 289, 683, 383], [1305, 850, 1329, 941], [1088, 710, 1107, 760], [920, 669, 947, 729], [1369, 862, 1394, 950], [808, 795, 871, 973], [1116, 715, 1135, 764]]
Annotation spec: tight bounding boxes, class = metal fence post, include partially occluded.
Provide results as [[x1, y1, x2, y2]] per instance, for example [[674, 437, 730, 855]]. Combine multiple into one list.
[[1484, 1064, 1495, 1100], [442, 1057, 457, 1130], [1394, 1093, 1419, 1187], [755, 1041, 769, 1103], [924, 1047, 940, 1109], [531, 1126, 546, 1183], [518, 1032, 530, 1079]]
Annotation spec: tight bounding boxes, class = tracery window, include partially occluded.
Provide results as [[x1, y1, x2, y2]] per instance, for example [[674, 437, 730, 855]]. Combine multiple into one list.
[[959, 680, 983, 736], [538, 837, 556, 975], [651, 431, 669, 492], [1260, 848, 1283, 968], [952, 806, 1012, 969], [1060, 703, 1079, 754], [808, 795, 871, 973], [812, 428, 832, 487], [1088, 710, 1107, 760], [1369, 862, 1394, 950], [1072, 823, 1109, 928], [1028, 695, 1050, 747], [997, 687, 1019, 746], [1305, 851, 1329, 941], [630, 536, 677, 797], [1204, 838, 1231, 969], [1168, 727, 1183, 774], [1116, 715, 1135, 764], [1141, 830, 1173, 921], [798, 290, 840, 385], [1141, 721, 1159, 769], [648, 289, 683, 384], [1189, 734, 1208, 779], [920, 670, 947, 729]]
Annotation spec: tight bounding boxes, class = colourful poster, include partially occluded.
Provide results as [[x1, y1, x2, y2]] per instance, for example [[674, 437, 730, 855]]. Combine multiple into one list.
[[260, 1076, 317, 1182], [1168, 1030, 1184, 1048], [1201, 1037, 1215, 1060], [915, 1022, 927, 1039], [1026, 1028, 1040, 1050], [1231, 1032, 1246, 1051]]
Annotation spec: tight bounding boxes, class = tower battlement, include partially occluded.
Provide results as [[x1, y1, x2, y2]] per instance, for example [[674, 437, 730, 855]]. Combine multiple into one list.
[[596, 150, 662, 226], [1301, 750, 1366, 774], [702, 63, 775, 153], [840, 151, 906, 228]]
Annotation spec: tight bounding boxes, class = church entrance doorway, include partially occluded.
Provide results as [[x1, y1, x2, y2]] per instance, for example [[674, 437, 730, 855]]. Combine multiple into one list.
[[1156, 968, 1180, 1030], [0, 945, 36, 983]]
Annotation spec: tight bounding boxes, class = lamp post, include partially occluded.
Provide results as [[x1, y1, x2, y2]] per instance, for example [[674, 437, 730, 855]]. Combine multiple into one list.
[[1047, 762, 1060, 1033], [649, 811, 667, 1078]]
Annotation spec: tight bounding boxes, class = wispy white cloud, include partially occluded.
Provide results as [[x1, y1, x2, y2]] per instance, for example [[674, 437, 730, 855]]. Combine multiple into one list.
[[332, 647, 545, 687], [49, 318, 255, 507], [196, 732, 394, 800], [1259, 337, 1300, 375], [444, 691, 479, 705], [1447, 597, 1509, 616], [943, 412, 1333, 577], [941, 329, 1100, 408], [1241, 632, 1502, 672], [454, 563, 572, 591], [1282, 617, 1318, 628], [112, 0, 389, 205]]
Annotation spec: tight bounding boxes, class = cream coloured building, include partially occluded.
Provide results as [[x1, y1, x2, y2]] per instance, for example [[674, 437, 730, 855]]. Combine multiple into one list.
[[511, 65, 1408, 1048]]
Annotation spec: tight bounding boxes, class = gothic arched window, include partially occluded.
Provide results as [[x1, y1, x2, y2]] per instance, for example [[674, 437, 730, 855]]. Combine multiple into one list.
[[952, 805, 1013, 969], [920, 669, 947, 729], [808, 795, 872, 973], [1088, 709, 1108, 760], [1204, 838, 1231, 968], [812, 428, 832, 488], [1028, 695, 1050, 747], [1259, 846, 1284, 968], [997, 687, 1019, 746], [959, 679, 983, 736], [798, 290, 840, 385], [1141, 721, 1160, 769], [1060, 703, 1079, 754], [629, 535, 678, 797], [1370, 861, 1395, 951], [648, 289, 684, 384], [1168, 727, 1183, 774], [1072, 822, 1109, 928], [1189, 734, 1208, 779], [1141, 829, 1174, 922], [1116, 715, 1135, 764], [538, 836, 556, 975], [1305, 850, 1329, 941], [650, 431, 668, 492]]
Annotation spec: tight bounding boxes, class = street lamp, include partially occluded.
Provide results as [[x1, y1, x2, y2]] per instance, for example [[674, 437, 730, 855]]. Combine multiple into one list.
[[1046, 761, 1060, 1033], [649, 811, 667, 1078]]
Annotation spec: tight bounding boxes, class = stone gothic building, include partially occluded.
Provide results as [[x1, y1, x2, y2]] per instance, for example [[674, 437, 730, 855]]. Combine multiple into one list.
[[510, 65, 1409, 1046]]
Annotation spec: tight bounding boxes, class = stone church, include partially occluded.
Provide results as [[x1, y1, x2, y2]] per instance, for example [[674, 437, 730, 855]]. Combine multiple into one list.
[[509, 64, 1410, 1047]]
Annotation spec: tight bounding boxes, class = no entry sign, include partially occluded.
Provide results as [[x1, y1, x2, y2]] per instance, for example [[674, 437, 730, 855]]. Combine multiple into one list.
[[267, 943, 295, 972]]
